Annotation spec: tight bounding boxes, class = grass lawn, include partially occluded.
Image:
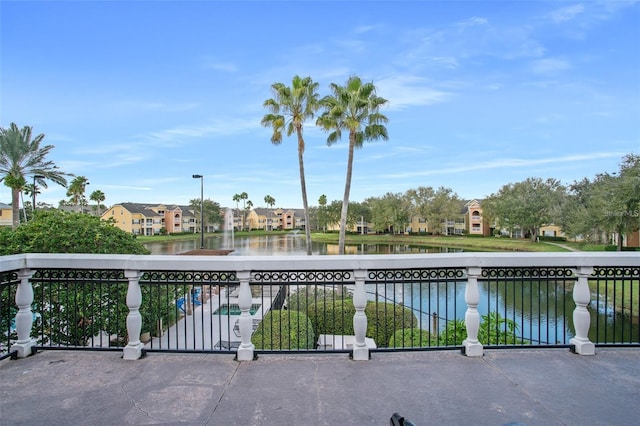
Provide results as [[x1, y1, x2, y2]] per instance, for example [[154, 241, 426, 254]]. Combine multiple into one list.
[[590, 278, 640, 318], [310, 233, 570, 252]]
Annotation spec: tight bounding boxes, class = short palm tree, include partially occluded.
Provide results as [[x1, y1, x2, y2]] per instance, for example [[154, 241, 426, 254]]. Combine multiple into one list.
[[264, 195, 276, 231], [89, 189, 106, 215], [67, 176, 90, 212], [317, 76, 389, 254], [262, 75, 319, 255], [0, 123, 70, 229]]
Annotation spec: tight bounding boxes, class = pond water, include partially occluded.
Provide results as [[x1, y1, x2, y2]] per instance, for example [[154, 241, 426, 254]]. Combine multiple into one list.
[[143, 233, 638, 345], [143, 233, 467, 255]]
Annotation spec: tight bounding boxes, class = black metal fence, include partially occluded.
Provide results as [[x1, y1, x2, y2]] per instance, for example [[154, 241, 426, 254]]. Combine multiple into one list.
[[2, 263, 638, 358]]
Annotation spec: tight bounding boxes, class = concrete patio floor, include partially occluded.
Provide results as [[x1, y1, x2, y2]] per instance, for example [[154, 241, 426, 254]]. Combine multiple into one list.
[[1, 348, 638, 425]]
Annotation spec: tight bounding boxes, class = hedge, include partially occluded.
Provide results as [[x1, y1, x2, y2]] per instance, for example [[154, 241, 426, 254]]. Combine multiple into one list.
[[388, 328, 434, 348], [252, 310, 315, 350], [306, 299, 417, 348]]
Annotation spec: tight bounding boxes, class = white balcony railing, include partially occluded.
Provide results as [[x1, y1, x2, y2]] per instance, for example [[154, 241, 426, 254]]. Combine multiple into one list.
[[2, 252, 639, 362]]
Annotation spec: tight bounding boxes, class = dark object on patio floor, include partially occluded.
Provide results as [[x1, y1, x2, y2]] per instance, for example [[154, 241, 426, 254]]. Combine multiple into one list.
[[390, 412, 415, 426]]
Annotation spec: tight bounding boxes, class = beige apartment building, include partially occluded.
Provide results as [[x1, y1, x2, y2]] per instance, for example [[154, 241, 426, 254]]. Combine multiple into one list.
[[246, 208, 306, 231], [101, 203, 196, 236], [0, 202, 13, 227]]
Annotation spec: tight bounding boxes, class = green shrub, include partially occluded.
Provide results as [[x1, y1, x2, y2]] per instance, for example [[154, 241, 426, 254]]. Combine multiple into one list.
[[388, 328, 433, 348], [287, 286, 339, 313], [0, 210, 149, 254], [307, 298, 354, 339], [437, 312, 524, 346], [252, 310, 315, 350], [306, 299, 417, 348], [366, 301, 417, 348], [538, 236, 567, 242]]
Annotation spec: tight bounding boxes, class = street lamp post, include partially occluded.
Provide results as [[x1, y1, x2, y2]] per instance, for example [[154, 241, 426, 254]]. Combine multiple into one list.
[[32, 175, 45, 213], [192, 174, 204, 249]]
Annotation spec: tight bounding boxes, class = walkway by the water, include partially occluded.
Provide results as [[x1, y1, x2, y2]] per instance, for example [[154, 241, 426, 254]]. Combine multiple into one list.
[[1, 348, 638, 425], [545, 241, 581, 252]]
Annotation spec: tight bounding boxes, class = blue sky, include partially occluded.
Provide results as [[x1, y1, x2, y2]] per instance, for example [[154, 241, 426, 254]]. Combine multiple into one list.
[[1, 0, 639, 210]]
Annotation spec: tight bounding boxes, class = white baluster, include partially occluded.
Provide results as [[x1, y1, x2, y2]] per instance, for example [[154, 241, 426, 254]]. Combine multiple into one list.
[[123, 270, 144, 360], [10, 269, 35, 358], [236, 270, 255, 361], [352, 269, 369, 361], [570, 266, 595, 355], [463, 267, 483, 357]]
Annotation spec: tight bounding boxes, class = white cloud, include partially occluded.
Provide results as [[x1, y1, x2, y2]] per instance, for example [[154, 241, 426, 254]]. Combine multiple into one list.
[[530, 58, 572, 74], [376, 75, 451, 110], [200, 56, 237, 72], [549, 4, 585, 23], [383, 152, 626, 179]]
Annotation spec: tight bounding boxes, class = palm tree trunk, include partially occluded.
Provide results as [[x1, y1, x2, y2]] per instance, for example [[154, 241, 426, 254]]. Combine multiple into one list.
[[338, 136, 356, 255], [11, 188, 20, 229], [297, 130, 312, 255]]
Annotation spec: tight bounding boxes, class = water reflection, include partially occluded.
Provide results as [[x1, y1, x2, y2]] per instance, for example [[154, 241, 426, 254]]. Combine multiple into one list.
[[143, 234, 467, 256]]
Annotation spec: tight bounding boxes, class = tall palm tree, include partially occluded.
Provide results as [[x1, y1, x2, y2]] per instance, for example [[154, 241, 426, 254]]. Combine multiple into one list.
[[264, 195, 276, 231], [67, 176, 90, 212], [0, 123, 70, 229], [89, 189, 106, 215], [317, 76, 389, 254], [262, 75, 319, 255], [239, 192, 249, 231]]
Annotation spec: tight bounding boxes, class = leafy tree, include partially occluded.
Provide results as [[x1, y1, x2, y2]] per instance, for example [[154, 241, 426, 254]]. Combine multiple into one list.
[[483, 178, 565, 241], [189, 198, 222, 233], [89, 189, 106, 215], [66, 175, 90, 212], [0, 209, 149, 255], [406, 186, 461, 235], [262, 75, 319, 255], [325, 200, 343, 230], [0, 123, 70, 229], [317, 194, 328, 232], [317, 75, 389, 254], [367, 192, 411, 234], [0, 210, 149, 347], [603, 154, 640, 249]]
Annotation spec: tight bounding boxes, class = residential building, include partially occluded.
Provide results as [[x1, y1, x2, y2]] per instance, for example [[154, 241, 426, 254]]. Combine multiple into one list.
[[101, 203, 196, 235], [461, 199, 492, 236], [0, 202, 13, 227], [246, 207, 307, 231]]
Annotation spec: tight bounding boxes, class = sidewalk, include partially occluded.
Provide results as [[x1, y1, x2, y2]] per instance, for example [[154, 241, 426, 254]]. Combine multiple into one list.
[[1, 348, 639, 425]]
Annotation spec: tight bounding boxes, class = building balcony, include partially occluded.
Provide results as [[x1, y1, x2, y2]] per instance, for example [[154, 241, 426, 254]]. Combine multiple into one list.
[[1, 252, 639, 423]]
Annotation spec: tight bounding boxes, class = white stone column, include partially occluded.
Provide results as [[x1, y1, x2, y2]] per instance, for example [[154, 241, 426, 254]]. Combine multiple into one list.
[[352, 269, 369, 361], [10, 269, 36, 358], [463, 267, 483, 357], [123, 270, 144, 360], [570, 266, 595, 355], [236, 270, 255, 361]]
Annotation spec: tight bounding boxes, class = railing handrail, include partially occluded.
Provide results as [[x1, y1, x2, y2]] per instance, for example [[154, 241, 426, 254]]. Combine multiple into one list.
[[2, 251, 639, 273], [3, 251, 638, 361]]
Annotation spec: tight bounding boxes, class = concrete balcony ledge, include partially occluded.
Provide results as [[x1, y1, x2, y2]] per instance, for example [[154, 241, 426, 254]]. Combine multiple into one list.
[[1, 348, 638, 425]]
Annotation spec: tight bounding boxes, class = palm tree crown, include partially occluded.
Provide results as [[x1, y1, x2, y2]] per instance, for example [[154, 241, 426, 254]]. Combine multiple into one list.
[[67, 176, 90, 212], [261, 75, 319, 255], [0, 123, 70, 228], [317, 75, 389, 254]]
